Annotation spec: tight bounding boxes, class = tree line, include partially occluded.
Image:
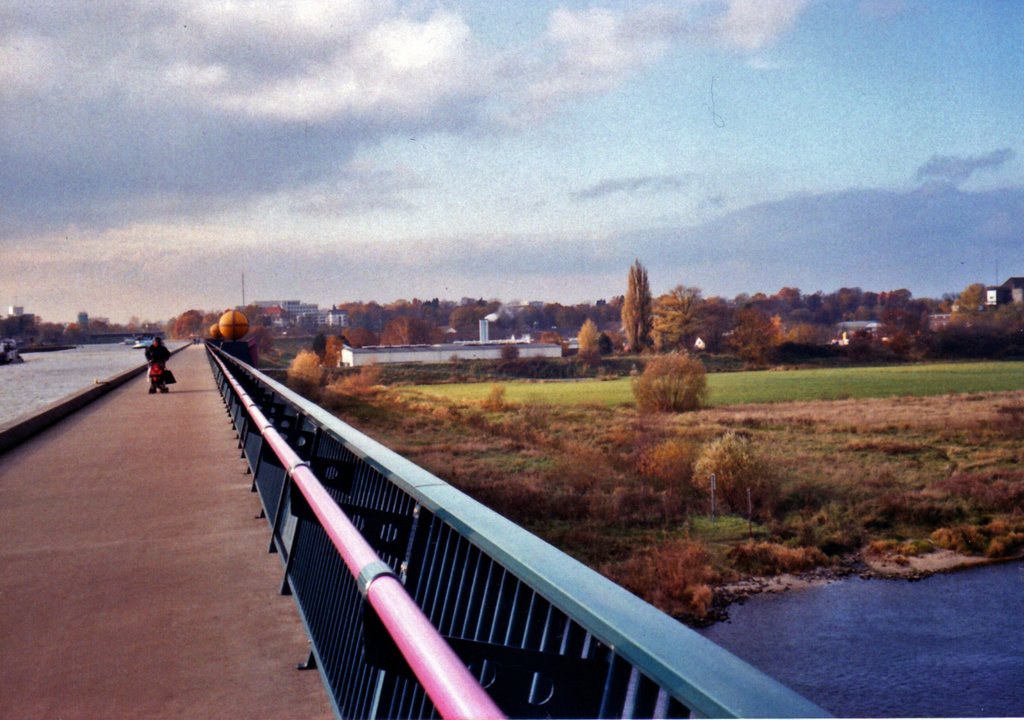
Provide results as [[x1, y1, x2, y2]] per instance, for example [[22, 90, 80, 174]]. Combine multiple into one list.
[[11, 262, 1017, 362]]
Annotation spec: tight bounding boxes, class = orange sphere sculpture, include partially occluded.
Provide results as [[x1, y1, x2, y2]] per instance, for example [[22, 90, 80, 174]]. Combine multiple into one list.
[[218, 310, 249, 341], [209, 323, 222, 340]]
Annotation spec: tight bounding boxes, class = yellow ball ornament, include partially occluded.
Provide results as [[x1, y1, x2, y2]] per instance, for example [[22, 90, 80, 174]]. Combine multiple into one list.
[[209, 323, 222, 340], [218, 310, 249, 341]]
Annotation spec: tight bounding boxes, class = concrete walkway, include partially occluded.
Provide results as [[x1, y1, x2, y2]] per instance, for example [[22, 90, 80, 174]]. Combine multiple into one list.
[[0, 345, 332, 719]]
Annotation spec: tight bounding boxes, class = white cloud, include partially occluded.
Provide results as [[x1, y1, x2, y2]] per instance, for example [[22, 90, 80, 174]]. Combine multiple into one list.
[[204, 9, 484, 122], [521, 5, 677, 111], [0, 34, 58, 96], [714, 0, 811, 51], [509, 1, 810, 120]]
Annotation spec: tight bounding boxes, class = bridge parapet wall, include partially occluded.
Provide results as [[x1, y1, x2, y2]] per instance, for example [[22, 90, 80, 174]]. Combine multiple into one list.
[[207, 344, 828, 720]]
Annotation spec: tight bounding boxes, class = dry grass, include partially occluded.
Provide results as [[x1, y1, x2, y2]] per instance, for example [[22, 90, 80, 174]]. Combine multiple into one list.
[[726, 542, 829, 575], [600, 539, 718, 620], [321, 384, 1024, 623]]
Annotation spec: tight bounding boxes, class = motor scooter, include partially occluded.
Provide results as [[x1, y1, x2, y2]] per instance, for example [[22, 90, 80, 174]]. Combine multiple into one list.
[[148, 362, 170, 394]]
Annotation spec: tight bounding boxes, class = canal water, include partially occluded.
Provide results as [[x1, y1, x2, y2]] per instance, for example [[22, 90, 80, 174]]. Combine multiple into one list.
[[0, 343, 171, 425], [699, 561, 1024, 717]]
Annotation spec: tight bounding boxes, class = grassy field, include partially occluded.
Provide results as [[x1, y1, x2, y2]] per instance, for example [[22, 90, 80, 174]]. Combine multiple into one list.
[[400, 361, 1024, 407], [303, 358, 1024, 624]]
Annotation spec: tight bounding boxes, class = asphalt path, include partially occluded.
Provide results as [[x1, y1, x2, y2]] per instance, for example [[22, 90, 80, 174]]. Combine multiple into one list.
[[0, 344, 332, 719]]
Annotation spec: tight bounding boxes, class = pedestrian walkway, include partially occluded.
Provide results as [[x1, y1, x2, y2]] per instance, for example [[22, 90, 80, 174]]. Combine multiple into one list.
[[0, 345, 332, 719]]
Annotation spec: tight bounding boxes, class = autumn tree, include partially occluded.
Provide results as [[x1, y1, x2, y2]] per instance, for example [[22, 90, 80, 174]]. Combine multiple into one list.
[[577, 318, 600, 366], [622, 259, 652, 352], [699, 296, 733, 352], [954, 283, 986, 316], [729, 306, 779, 365], [652, 286, 703, 352], [172, 309, 204, 339], [345, 327, 378, 348], [323, 335, 344, 367], [380, 316, 438, 345], [449, 303, 495, 340]]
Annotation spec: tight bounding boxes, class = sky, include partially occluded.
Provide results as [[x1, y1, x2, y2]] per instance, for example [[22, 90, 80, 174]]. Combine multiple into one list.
[[1, 0, 1022, 323]]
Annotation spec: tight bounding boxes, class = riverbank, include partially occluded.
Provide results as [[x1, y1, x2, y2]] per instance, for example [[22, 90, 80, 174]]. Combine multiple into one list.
[[699, 559, 1024, 718], [20, 344, 77, 353], [710, 547, 1021, 624]]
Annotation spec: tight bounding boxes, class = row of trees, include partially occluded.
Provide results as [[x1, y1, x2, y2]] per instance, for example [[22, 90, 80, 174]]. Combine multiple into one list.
[[160, 268, 1019, 365], [618, 260, 1023, 363]]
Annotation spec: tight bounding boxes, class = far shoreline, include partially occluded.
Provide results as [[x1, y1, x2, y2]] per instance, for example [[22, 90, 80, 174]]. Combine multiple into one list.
[[703, 549, 1024, 626]]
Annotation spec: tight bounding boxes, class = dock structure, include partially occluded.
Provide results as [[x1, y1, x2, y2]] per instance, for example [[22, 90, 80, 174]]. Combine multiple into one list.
[[0, 345, 332, 718]]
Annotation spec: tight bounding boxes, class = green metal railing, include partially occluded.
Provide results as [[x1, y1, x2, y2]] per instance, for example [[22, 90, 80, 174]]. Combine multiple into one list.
[[209, 344, 829, 719]]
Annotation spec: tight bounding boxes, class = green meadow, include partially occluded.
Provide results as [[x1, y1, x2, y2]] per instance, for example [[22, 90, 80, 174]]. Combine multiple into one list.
[[401, 361, 1024, 407]]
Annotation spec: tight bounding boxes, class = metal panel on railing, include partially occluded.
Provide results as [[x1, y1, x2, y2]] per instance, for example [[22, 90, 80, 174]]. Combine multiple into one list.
[[207, 345, 829, 720]]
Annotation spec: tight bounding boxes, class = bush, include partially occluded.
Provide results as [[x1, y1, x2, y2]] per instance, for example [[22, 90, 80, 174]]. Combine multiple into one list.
[[600, 540, 718, 620], [637, 438, 700, 493], [322, 364, 382, 408], [934, 468, 1024, 513], [727, 542, 828, 576], [930, 525, 988, 554], [694, 432, 778, 519], [287, 350, 323, 397], [930, 520, 1024, 558], [481, 385, 508, 412], [632, 353, 707, 413]]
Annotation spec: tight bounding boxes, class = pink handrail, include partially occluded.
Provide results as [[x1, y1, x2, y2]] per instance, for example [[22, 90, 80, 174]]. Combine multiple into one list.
[[212, 352, 504, 720]]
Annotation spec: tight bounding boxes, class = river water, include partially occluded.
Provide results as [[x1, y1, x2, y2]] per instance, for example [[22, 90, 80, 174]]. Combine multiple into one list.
[[699, 561, 1024, 717], [0, 343, 169, 425]]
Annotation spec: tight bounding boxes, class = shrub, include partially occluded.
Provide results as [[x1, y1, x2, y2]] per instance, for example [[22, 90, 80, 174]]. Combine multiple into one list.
[[986, 533, 1024, 559], [786, 504, 866, 555], [481, 385, 508, 412], [727, 542, 828, 576], [322, 364, 382, 408], [287, 350, 323, 397], [600, 540, 718, 620], [934, 468, 1024, 513], [694, 432, 778, 518], [930, 525, 988, 554], [632, 353, 707, 413], [637, 438, 700, 493], [931, 521, 1024, 558]]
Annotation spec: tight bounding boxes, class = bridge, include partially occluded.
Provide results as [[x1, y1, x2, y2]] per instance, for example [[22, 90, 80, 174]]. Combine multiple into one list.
[[0, 343, 829, 719]]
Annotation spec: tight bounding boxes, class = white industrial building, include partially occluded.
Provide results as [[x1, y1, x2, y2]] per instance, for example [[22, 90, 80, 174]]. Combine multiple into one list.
[[340, 342, 562, 367]]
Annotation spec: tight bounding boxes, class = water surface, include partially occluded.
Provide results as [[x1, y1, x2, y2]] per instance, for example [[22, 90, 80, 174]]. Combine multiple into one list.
[[699, 562, 1024, 717], [0, 344, 157, 425]]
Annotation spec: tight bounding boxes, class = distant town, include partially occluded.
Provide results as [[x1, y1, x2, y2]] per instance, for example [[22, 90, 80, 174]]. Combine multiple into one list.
[[4, 274, 1023, 365]]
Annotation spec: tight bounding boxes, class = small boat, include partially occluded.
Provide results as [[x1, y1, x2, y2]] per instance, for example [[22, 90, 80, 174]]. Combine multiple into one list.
[[0, 338, 23, 365], [131, 335, 156, 349]]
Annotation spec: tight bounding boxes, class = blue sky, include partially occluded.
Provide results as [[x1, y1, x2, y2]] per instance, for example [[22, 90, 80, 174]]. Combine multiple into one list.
[[1, 0, 1021, 323]]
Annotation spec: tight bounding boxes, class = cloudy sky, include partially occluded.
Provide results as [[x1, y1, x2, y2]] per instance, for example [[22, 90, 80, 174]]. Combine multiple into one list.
[[2, 1, 1022, 323]]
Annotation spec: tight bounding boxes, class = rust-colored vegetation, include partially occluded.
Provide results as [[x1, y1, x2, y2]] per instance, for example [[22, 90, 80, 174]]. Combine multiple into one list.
[[290, 360, 1024, 624]]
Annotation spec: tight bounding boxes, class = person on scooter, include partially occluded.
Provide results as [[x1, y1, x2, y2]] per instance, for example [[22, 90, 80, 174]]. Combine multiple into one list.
[[145, 337, 171, 394]]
